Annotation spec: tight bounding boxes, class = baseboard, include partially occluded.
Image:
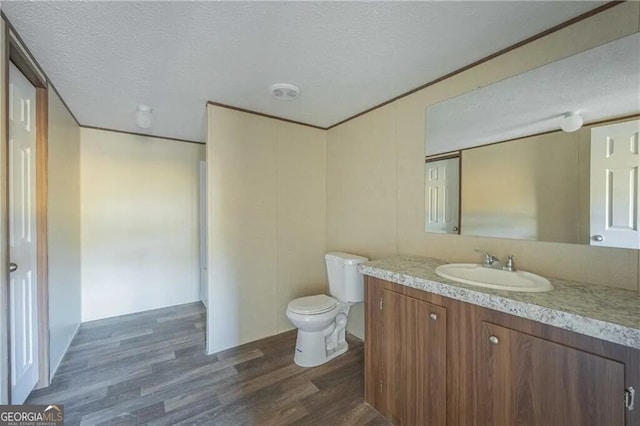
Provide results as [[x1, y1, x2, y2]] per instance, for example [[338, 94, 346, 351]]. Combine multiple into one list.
[[49, 322, 80, 381], [346, 331, 364, 343], [206, 328, 297, 356], [82, 299, 202, 323]]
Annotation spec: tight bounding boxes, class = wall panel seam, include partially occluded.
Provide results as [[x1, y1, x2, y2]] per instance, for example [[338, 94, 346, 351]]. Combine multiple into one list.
[[274, 122, 280, 332], [394, 104, 400, 256]]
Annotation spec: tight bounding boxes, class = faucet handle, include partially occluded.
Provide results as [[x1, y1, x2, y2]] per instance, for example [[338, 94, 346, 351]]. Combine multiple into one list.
[[503, 254, 516, 272], [474, 249, 498, 266]]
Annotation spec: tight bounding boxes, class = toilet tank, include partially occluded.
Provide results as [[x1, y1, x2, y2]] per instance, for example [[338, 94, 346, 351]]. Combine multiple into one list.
[[325, 252, 369, 303]]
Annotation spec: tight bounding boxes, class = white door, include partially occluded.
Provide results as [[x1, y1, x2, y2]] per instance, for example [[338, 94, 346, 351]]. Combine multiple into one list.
[[590, 120, 640, 249], [8, 63, 39, 404], [425, 157, 460, 234], [199, 161, 207, 307]]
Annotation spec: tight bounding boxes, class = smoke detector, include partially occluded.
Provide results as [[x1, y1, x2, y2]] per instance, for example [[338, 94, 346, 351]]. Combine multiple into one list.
[[270, 83, 300, 101]]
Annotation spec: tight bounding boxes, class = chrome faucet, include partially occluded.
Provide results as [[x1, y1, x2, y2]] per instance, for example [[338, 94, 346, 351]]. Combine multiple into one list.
[[474, 249, 501, 269], [503, 255, 516, 272]]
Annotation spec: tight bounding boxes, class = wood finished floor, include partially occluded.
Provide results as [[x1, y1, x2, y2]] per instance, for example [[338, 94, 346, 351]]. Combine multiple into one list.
[[28, 302, 389, 425]]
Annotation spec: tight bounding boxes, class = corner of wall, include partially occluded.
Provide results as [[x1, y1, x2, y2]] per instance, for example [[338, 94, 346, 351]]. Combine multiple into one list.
[[393, 102, 400, 257], [47, 84, 83, 377]]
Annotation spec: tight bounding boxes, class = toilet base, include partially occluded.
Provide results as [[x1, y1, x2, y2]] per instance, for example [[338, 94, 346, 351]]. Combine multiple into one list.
[[293, 329, 349, 367]]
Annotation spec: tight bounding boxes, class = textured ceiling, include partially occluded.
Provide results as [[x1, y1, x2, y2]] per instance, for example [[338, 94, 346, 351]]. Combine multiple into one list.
[[1, 1, 606, 142], [426, 34, 640, 155]]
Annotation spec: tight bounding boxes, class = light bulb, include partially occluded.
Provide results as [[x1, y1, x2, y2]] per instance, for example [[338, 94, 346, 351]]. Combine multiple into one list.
[[560, 112, 583, 133]]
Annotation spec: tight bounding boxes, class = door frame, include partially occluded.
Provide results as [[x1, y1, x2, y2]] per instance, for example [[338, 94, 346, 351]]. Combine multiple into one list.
[[2, 20, 50, 401]]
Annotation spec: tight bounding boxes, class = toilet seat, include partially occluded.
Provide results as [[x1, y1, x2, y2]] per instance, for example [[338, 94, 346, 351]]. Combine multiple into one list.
[[287, 294, 337, 315]]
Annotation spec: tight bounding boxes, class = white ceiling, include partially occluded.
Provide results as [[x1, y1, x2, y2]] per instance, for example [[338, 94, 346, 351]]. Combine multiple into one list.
[[426, 33, 640, 155], [1, 1, 606, 142]]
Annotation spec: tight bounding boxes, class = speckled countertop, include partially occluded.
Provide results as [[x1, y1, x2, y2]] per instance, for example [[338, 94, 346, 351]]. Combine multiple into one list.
[[358, 256, 640, 350]]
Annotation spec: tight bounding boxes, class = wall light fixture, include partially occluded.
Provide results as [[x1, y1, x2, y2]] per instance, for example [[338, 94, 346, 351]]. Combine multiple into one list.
[[560, 112, 583, 133]]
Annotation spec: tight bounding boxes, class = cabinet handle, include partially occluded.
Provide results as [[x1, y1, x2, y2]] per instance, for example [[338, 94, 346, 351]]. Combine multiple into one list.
[[489, 335, 499, 345], [625, 387, 635, 411], [429, 313, 437, 321]]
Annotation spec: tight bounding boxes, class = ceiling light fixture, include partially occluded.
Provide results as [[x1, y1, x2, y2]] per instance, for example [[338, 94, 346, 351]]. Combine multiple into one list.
[[270, 83, 300, 101], [136, 104, 153, 129], [560, 112, 583, 133]]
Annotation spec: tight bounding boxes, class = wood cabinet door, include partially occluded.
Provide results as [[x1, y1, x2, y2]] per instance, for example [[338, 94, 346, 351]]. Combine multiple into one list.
[[480, 321, 626, 426], [382, 289, 447, 426]]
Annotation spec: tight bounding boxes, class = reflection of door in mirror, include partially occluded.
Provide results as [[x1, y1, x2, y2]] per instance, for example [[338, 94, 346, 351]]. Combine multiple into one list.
[[425, 156, 459, 234], [590, 120, 640, 249]]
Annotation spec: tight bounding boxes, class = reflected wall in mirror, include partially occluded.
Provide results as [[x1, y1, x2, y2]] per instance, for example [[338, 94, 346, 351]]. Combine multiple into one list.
[[424, 119, 640, 249], [461, 129, 588, 244], [423, 33, 640, 250]]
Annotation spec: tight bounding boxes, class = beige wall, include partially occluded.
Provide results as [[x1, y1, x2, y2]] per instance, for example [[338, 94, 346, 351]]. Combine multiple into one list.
[[460, 123, 619, 246], [326, 104, 399, 338], [206, 105, 326, 354], [461, 131, 583, 244], [80, 128, 204, 321], [47, 87, 81, 377], [327, 2, 640, 339]]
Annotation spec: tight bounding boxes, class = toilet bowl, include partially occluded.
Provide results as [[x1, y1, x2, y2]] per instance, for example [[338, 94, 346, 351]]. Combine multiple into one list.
[[286, 252, 368, 367], [286, 295, 351, 367]]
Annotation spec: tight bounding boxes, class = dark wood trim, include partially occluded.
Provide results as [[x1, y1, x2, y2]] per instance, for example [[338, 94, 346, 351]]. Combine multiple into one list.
[[1, 12, 80, 126], [1, 12, 46, 87], [80, 124, 205, 145], [2, 18, 11, 405], [207, 101, 326, 131], [35, 87, 50, 389], [328, 1, 625, 130], [47, 81, 80, 126], [425, 113, 640, 160], [424, 152, 460, 163], [457, 154, 462, 235], [586, 112, 640, 128], [8, 40, 45, 89]]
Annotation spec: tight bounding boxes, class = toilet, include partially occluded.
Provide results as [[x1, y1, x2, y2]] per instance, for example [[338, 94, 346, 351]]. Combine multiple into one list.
[[286, 252, 368, 367]]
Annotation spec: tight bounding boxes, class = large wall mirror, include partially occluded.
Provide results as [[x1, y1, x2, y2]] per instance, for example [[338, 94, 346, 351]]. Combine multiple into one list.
[[424, 33, 640, 249]]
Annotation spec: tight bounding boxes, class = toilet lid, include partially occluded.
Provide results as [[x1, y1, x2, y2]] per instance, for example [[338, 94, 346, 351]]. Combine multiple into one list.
[[288, 294, 337, 315]]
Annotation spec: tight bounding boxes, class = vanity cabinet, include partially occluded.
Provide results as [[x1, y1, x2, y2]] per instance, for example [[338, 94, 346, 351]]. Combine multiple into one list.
[[364, 276, 639, 426], [480, 322, 625, 425], [381, 289, 447, 425], [365, 283, 447, 425]]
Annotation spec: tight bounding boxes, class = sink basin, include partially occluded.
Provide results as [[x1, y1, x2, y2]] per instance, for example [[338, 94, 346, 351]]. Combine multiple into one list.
[[435, 263, 553, 292]]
